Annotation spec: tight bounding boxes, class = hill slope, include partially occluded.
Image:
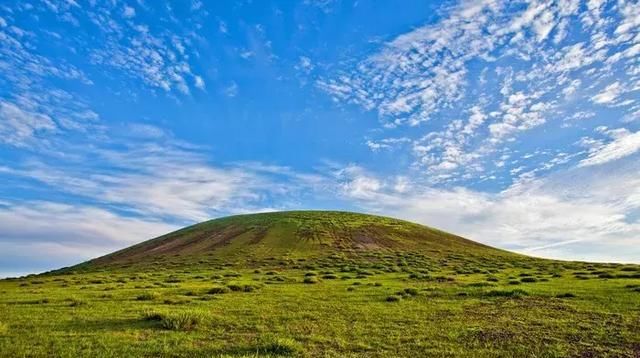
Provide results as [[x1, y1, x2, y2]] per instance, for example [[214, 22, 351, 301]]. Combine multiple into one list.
[[2, 211, 640, 357], [82, 211, 513, 270]]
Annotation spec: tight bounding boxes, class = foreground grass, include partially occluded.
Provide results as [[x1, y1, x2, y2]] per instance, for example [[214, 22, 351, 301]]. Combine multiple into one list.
[[1, 252, 639, 357]]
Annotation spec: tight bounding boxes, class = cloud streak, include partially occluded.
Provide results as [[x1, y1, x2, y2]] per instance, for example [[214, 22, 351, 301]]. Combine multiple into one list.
[[0, 201, 177, 275], [319, 0, 640, 186], [0, 126, 328, 222], [579, 128, 640, 167]]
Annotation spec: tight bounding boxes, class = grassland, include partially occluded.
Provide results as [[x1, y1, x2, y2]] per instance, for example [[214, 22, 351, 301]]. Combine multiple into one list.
[[1, 211, 639, 357]]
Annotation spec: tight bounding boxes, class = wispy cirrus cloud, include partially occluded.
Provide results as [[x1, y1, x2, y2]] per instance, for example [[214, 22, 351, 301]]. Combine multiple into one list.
[[1, 1, 206, 98], [0, 92, 100, 148], [0, 9, 99, 147], [0, 100, 56, 147], [579, 127, 640, 167], [319, 0, 640, 186], [0, 13, 92, 87], [86, 2, 206, 95], [0, 124, 326, 222]]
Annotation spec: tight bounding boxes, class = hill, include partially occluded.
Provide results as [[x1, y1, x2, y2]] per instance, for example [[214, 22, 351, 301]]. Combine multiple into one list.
[[1, 211, 639, 357], [80, 211, 512, 271]]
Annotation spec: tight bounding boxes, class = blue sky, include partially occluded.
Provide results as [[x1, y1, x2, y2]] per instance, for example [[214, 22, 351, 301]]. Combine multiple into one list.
[[1, 0, 639, 276]]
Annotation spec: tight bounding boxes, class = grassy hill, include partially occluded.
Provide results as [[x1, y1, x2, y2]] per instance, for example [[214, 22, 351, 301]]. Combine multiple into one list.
[[1, 211, 639, 357], [80, 211, 511, 270]]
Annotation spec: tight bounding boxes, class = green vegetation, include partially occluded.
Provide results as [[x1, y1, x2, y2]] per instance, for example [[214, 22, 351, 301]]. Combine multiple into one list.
[[143, 310, 204, 331], [136, 291, 160, 301], [0, 211, 639, 357]]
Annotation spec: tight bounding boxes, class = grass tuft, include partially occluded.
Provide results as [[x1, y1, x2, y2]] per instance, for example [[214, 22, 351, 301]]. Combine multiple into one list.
[[255, 335, 302, 355], [207, 286, 230, 295], [142, 310, 204, 331], [227, 284, 244, 291], [403, 288, 419, 296], [136, 292, 159, 301], [555, 293, 576, 298], [303, 277, 318, 284]]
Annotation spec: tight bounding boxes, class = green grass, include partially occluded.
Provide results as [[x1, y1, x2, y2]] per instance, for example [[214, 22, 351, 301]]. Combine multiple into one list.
[[142, 310, 205, 331], [1, 211, 639, 357]]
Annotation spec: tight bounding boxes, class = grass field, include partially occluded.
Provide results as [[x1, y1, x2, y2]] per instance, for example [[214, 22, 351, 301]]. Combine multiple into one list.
[[1, 211, 639, 357]]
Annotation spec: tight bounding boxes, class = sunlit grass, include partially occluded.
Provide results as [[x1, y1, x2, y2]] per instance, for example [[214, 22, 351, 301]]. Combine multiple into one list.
[[1, 212, 638, 357]]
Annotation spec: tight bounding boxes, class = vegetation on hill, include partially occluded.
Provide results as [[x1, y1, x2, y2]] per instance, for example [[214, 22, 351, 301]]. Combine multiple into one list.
[[0, 211, 638, 357], [79, 211, 505, 270]]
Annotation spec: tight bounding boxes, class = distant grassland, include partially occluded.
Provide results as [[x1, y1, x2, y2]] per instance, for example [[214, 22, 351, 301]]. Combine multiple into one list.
[[0, 211, 639, 357]]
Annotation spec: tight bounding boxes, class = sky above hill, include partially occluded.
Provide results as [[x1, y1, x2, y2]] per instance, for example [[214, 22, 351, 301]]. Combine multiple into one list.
[[1, 0, 639, 276]]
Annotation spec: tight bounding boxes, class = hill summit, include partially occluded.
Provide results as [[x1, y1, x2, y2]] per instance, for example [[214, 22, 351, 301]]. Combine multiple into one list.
[[80, 211, 513, 271]]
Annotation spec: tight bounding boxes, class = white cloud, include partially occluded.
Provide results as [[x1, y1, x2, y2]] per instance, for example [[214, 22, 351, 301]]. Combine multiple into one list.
[[0, 123, 336, 222], [318, 0, 640, 185], [0, 201, 178, 275], [2, 152, 266, 222], [223, 82, 239, 97], [365, 137, 410, 151], [194, 75, 206, 90], [0, 17, 91, 85], [191, 1, 204, 11], [218, 20, 228, 34], [98, 166, 262, 221], [488, 91, 550, 141], [0, 14, 97, 142], [591, 82, 623, 104], [614, 1, 640, 35], [562, 79, 581, 97], [83, 3, 204, 95], [0, 90, 100, 149], [0, 201, 176, 248], [317, 0, 577, 127], [295, 56, 314, 74], [123, 5, 136, 18], [623, 108, 640, 123], [0, 100, 56, 147], [239, 50, 254, 59], [579, 128, 640, 167], [335, 165, 383, 200], [124, 123, 167, 139]]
